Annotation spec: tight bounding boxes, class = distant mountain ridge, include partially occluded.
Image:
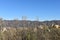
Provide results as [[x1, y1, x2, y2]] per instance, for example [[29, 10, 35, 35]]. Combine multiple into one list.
[[0, 20, 60, 27]]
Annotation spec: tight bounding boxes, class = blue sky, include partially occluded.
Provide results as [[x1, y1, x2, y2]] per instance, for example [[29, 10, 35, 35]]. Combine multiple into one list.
[[0, 0, 60, 21]]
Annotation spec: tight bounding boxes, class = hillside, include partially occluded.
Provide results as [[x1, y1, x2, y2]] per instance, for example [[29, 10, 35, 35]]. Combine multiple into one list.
[[0, 20, 60, 40]]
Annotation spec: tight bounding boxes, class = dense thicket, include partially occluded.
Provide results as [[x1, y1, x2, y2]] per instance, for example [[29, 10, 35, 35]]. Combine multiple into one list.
[[0, 26, 60, 40]]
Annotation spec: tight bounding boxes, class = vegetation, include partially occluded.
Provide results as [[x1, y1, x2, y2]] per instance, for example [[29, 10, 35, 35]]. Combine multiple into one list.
[[0, 26, 60, 40], [0, 19, 60, 40]]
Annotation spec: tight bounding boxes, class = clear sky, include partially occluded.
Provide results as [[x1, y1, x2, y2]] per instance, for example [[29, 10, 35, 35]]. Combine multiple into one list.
[[0, 0, 60, 21]]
